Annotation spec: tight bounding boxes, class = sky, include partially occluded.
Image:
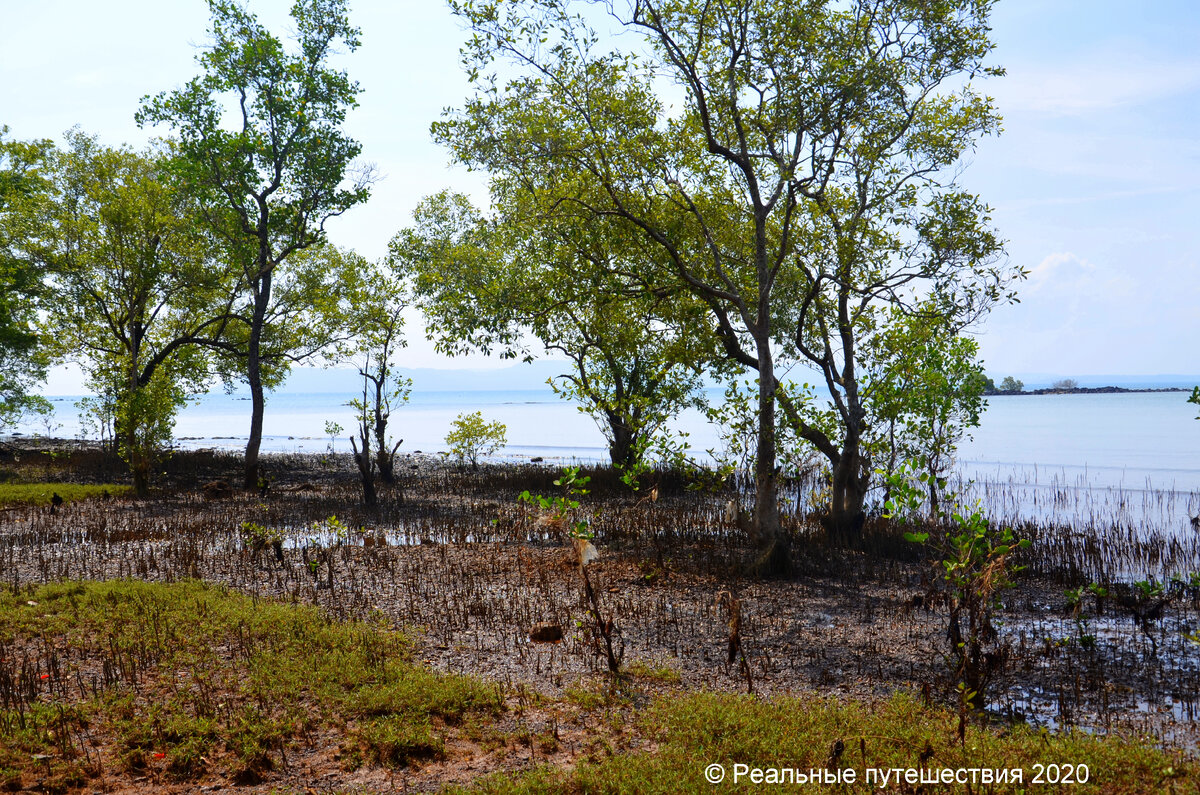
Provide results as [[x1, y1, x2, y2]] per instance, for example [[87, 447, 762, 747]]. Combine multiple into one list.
[[2, 0, 1197, 389]]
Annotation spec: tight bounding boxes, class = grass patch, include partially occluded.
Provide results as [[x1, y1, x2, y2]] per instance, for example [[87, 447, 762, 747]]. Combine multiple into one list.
[[624, 659, 682, 685], [0, 580, 502, 789], [0, 482, 130, 507], [563, 679, 626, 711], [457, 691, 1189, 793]]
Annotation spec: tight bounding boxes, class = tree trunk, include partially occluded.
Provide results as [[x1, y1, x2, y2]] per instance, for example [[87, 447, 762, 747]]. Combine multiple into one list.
[[373, 386, 396, 485], [824, 440, 868, 546], [375, 443, 395, 484], [607, 416, 637, 472], [243, 272, 271, 489], [121, 369, 150, 499], [351, 435, 377, 509], [380, 440, 403, 502], [131, 460, 150, 498], [123, 422, 149, 499], [749, 345, 791, 578]]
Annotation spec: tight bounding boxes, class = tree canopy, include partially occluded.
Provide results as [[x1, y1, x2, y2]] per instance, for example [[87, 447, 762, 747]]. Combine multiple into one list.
[[0, 127, 54, 430], [138, 0, 372, 488], [436, 0, 1023, 571], [25, 131, 240, 493], [393, 190, 713, 473]]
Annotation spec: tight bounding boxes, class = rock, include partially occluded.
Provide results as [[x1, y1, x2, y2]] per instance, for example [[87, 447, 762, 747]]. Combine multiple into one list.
[[202, 480, 233, 500], [529, 622, 563, 643]]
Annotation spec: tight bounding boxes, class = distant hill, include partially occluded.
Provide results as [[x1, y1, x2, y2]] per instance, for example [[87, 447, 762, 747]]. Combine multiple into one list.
[[280, 361, 572, 393]]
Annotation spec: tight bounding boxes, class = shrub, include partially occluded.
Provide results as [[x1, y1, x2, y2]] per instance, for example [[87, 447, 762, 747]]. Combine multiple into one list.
[[445, 411, 506, 469]]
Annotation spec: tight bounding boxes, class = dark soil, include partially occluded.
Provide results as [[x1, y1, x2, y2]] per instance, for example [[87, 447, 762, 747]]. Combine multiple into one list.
[[2, 443, 1199, 791]]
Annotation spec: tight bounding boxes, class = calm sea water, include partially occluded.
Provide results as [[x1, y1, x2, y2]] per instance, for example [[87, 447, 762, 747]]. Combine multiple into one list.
[[14, 388, 1200, 526]]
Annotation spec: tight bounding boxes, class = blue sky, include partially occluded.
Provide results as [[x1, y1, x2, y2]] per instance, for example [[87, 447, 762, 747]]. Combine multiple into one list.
[[3, 0, 1196, 386], [963, 0, 1200, 377]]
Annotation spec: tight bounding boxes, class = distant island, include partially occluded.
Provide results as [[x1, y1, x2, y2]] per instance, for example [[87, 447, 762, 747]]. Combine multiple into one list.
[[986, 385, 1189, 396]]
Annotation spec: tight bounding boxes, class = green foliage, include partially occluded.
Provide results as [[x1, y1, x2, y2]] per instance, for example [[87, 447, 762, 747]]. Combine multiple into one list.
[[138, 0, 372, 486], [999, 375, 1024, 393], [623, 659, 683, 685], [883, 459, 1029, 713], [445, 411, 507, 469], [707, 378, 825, 481], [452, 691, 1182, 794], [517, 465, 615, 669], [239, 521, 284, 551], [356, 716, 444, 768], [864, 307, 990, 515], [308, 514, 350, 546], [1189, 386, 1199, 419], [518, 466, 592, 540], [1134, 578, 1165, 600], [0, 127, 53, 431], [323, 420, 343, 451], [393, 191, 710, 473], [237, 245, 375, 381], [24, 131, 235, 492], [137, 0, 368, 242], [437, 0, 1022, 550], [613, 429, 725, 494], [343, 260, 410, 494], [0, 482, 130, 508]]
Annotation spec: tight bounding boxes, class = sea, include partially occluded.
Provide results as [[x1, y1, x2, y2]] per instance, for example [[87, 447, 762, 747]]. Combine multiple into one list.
[[11, 386, 1200, 531]]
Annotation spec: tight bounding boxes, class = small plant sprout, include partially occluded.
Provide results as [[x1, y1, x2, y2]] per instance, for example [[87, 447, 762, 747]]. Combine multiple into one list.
[[517, 467, 619, 673], [300, 516, 351, 590], [324, 420, 343, 452], [881, 458, 1030, 730], [240, 521, 283, 550], [310, 515, 350, 545]]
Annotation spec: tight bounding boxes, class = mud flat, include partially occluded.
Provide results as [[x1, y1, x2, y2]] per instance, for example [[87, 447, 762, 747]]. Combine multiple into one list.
[[0, 446, 1197, 790]]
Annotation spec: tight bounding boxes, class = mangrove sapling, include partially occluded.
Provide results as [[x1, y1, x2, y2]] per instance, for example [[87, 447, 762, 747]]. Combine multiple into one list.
[[323, 421, 342, 455], [1088, 582, 1110, 615], [883, 460, 1028, 727], [1064, 587, 1096, 650], [346, 278, 410, 489], [519, 467, 622, 674], [445, 411, 506, 470], [302, 516, 350, 590], [240, 521, 284, 564]]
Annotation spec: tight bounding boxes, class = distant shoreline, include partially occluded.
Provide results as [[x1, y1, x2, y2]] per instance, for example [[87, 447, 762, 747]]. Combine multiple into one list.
[[985, 386, 1190, 396]]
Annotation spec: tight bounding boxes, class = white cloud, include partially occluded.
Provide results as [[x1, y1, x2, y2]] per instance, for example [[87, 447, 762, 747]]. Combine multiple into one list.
[[979, 247, 1195, 374], [1025, 251, 1094, 293]]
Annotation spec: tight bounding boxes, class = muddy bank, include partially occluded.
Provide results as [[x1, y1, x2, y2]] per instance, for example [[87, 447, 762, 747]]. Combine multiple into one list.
[[2, 449, 1200, 751]]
